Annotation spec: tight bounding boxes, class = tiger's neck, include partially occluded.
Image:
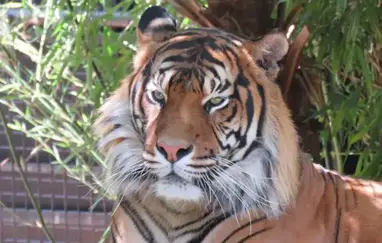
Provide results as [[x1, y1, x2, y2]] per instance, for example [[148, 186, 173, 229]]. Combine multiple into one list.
[[109, 157, 306, 242], [111, 194, 227, 242]]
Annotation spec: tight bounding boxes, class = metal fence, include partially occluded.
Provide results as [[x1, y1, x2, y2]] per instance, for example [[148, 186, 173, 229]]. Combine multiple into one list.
[[0, 3, 135, 241], [0, 104, 113, 242]]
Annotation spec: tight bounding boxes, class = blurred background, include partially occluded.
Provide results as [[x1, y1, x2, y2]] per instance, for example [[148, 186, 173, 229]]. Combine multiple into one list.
[[0, 0, 381, 242]]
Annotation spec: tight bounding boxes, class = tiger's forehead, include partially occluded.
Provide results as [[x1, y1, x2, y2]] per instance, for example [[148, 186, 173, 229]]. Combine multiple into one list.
[[144, 29, 243, 96], [148, 65, 233, 98]]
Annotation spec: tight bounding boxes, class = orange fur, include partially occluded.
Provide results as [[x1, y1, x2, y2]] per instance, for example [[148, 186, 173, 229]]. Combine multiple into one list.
[[94, 7, 382, 243], [200, 160, 382, 243]]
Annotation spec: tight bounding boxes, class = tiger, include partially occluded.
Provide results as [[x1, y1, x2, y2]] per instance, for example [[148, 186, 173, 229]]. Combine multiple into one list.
[[93, 5, 382, 243]]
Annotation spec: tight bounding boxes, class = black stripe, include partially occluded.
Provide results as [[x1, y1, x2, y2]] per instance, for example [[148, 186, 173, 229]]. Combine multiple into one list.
[[242, 140, 261, 159], [214, 82, 222, 92], [328, 173, 339, 209], [211, 127, 232, 151], [236, 73, 250, 87], [320, 168, 328, 186], [237, 227, 271, 243], [221, 217, 266, 243], [256, 85, 265, 138], [233, 85, 255, 152], [328, 173, 342, 243], [199, 48, 225, 68], [141, 203, 169, 238], [197, 68, 206, 90], [244, 88, 254, 135], [221, 46, 234, 67], [162, 55, 188, 63], [226, 104, 238, 123], [130, 78, 144, 137], [130, 79, 138, 108], [204, 64, 219, 78], [110, 223, 117, 243], [192, 69, 205, 93], [142, 61, 152, 76], [120, 201, 155, 243], [187, 214, 227, 243], [156, 37, 206, 53], [139, 76, 151, 117], [219, 80, 231, 93], [173, 211, 214, 230], [162, 72, 178, 91], [223, 45, 240, 61], [210, 78, 216, 92], [158, 73, 166, 86], [159, 65, 174, 74], [335, 209, 342, 243], [177, 39, 210, 50], [350, 182, 358, 207]]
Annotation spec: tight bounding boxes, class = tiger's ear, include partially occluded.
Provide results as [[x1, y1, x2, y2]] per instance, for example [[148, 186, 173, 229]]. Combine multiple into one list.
[[248, 32, 289, 81], [136, 6, 177, 48]]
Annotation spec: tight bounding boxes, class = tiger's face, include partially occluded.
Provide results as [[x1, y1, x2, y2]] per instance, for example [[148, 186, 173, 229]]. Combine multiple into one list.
[[95, 6, 300, 217], [139, 38, 260, 202]]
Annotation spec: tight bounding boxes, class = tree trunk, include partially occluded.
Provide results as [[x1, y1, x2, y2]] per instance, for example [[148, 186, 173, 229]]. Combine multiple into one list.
[[203, 0, 278, 39]]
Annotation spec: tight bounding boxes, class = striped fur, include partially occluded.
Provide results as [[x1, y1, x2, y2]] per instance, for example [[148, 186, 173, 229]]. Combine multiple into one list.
[[106, 160, 382, 243], [93, 6, 382, 243]]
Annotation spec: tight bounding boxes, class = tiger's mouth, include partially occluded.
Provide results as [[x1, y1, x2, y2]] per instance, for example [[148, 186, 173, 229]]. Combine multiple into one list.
[[102, 133, 279, 216]]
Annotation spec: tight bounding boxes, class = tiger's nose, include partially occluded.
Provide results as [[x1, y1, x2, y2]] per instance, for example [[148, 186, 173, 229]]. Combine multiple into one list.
[[156, 142, 193, 162]]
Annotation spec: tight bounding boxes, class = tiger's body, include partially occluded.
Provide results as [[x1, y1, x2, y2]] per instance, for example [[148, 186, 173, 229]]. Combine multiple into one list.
[[110, 161, 382, 243], [93, 6, 382, 243]]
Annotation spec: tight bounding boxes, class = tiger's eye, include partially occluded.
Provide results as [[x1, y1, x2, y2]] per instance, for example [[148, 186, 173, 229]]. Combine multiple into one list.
[[209, 97, 224, 105], [152, 90, 164, 101]]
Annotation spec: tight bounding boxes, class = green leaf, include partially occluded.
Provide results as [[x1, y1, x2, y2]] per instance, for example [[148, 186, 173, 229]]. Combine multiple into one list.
[[348, 118, 377, 145], [336, 0, 347, 15]]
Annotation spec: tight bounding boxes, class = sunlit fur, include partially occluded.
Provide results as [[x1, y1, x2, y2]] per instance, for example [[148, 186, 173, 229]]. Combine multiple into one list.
[[94, 27, 300, 219]]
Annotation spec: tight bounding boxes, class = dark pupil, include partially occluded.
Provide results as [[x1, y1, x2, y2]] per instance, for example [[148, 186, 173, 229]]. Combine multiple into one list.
[[154, 91, 163, 100]]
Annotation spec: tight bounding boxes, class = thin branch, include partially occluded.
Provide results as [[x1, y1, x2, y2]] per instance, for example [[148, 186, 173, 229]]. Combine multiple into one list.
[[36, 0, 53, 82], [0, 200, 34, 227], [321, 72, 344, 173], [0, 107, 56, 242]]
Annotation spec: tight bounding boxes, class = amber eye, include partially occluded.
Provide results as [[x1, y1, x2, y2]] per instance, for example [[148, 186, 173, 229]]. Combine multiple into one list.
[[204, 97, 228, 113], [152, 90, 165, 103], [209, 97, 224, 106]]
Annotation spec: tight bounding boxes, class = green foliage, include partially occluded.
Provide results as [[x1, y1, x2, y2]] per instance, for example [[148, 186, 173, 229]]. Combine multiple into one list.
[[291, 0, 382, 178]]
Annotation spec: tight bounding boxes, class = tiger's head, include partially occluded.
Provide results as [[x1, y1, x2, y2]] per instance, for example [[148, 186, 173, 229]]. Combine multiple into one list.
[[94, 6, 300, 218]]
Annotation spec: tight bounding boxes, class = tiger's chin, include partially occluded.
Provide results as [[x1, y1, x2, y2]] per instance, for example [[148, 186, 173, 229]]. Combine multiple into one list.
[[153, 175, 204, 202]]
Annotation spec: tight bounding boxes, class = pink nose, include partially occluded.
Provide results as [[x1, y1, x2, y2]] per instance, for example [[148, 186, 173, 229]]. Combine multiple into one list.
[[156, 142, 193, 162]]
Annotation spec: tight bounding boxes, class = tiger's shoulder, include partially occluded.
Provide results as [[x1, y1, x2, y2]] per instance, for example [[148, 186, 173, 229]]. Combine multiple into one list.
[[200, 159, 382, 243]]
